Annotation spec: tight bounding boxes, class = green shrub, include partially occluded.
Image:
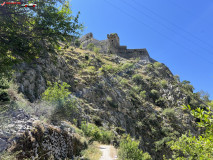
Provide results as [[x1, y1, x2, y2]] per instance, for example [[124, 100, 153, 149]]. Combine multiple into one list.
[[168, 105, 213, 159], [140, 90, 146, 99], [132, 74, 143, 84], [150, 89, 160, 100], [74, 39, 81, 47], [80, 44, 83, 49], [0, 77, 10, 102], [155, 97, 166, 107], [87, 43, 95, 50], [121, 62, 134, 70], [146, 64, 153, 71], [153, 62, 163, 68], [42, 81, 77, 121], [162, 108, 175, 119], [42, 81, 71, 103], [106, 96, 118, 108], [120, 78, 129, 86], [132, 85, 141, 94], [160, 79, 168, 88], [118, 135, 151, 160], [84, 66, 96, 74], [93, 47, 100, 54], [181, 80, 194, 93], [101, 64, 120, 74], [81, 122, 114, 144]]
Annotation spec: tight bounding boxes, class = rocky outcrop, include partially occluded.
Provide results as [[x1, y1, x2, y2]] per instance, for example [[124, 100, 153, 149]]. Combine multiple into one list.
[[0, 108, 87, 159], [9, 123, 87, 160], [11, 41, 203, 159]]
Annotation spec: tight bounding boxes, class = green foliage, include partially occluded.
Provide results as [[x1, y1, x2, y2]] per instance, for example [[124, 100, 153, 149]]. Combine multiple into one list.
[[80, 44, 83, 49], [146, 64, 153, 71], [181, 80, 194, 93], [196, 90, 210, 103], [93, 47, 100, 54], [0, 77, 10, 102], [106, 96, 118, 108], [81, 122, 114, 144], [155, 137, 171, 151], [0, 0, 83, 75], [174, 75, 180, 83], [160, 79, 168, 88], [162, 108, 176, 119], [42, 81, 71, 103], [121, 62, 134, 70], [150, 89, 160, 100], [74, 39, 81, 47], [42, 81, 77, 121], [106, 96, 113, 103], [207, 100, 213, 109], [83, 66, 96, 74], [140, 91, 147, 99], [118, 135, 151, 160], [120, 78, 129, 86], [153, 62, 163, 68], [168, 105, 213, 159], [132, 74, 143, 84], [132, 85, 141, 94], [100, 64, 120, 74], [87, 43, 95, 51]]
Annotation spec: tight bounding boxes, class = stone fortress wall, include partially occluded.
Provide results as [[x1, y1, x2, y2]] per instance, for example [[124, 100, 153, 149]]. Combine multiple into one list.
[[79, 33, 151, 63]]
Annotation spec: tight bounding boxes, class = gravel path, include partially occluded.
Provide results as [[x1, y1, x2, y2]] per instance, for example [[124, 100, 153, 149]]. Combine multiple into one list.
[[99, 145, 117, 160]]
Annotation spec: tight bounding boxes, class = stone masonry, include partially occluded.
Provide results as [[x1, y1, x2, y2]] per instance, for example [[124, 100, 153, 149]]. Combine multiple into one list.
[[79, 33, 151, 63]]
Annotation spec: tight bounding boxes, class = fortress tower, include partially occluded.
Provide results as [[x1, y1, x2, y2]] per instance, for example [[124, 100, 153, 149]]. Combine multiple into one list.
[[79, 33, 151, 63], [107, 33, 120, 53]]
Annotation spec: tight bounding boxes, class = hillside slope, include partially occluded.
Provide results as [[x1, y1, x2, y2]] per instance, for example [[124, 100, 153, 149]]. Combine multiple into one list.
[[11, 43, 208, 159]]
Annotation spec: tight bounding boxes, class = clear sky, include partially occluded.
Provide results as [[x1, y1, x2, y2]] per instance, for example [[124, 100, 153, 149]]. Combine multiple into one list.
[[71, 0, 213, 100]]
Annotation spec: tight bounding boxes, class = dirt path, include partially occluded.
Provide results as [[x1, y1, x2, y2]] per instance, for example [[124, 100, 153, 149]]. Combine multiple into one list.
[[99, 145, 117, 160]]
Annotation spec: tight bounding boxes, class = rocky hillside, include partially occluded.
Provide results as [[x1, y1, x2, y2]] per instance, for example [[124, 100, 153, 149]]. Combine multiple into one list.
[[4, 40, 206, 160]]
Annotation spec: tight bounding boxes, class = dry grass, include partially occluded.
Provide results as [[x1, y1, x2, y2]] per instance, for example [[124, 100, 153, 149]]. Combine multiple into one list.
[[81, 141, 102, 160]]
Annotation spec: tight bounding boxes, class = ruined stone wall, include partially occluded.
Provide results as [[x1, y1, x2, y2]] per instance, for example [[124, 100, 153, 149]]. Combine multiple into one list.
[[79, 33, 151, 63]]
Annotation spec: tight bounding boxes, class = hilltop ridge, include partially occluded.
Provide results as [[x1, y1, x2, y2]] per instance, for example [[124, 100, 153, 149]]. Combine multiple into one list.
[[79, 33, 155, 63]]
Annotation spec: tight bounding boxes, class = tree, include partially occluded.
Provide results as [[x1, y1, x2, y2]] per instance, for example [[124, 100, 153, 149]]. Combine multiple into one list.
[[0, 0, 83, 76], [168, 105, 213, 159]]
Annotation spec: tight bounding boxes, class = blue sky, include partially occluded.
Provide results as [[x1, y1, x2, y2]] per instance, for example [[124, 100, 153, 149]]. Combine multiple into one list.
[[71, 0, 213, 100]]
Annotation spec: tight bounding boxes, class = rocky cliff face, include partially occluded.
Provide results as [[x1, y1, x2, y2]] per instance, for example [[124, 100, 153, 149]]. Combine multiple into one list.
[[12, 43, 204, 159], [0, 108, 87, 159]]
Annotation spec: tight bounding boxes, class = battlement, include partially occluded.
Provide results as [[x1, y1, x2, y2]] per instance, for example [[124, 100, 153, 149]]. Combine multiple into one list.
[[79, 33, 151, 63]]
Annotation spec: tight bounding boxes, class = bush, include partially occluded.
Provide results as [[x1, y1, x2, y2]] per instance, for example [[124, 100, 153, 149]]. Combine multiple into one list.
[[153, 62, 163, 68], [150, 89, 160, 100], [80, 44, 83, 49], [42, 81, 71, 103], [74, 39, 81, 47], [84, 66, 96, 74], [181, 80, 194, 93], [121, 62, 134, 70], [93, 47, 100, 54], [132, 85, 141, 94], [120, 78, 129, 86], [160, 79, 168, 88], [162, 108, 176, 119], [140, 90, 146, 99], [42, 81, 77, 121], [132, 74, 143, 84], [146, 64, 153, 71], [81, 122, 114, 144], [87, 43, 95, 51], [100, 64, 120, 74], [118, 135, 151, 160], [0, 77, 10, 102], [168, 106, 213, 159]]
